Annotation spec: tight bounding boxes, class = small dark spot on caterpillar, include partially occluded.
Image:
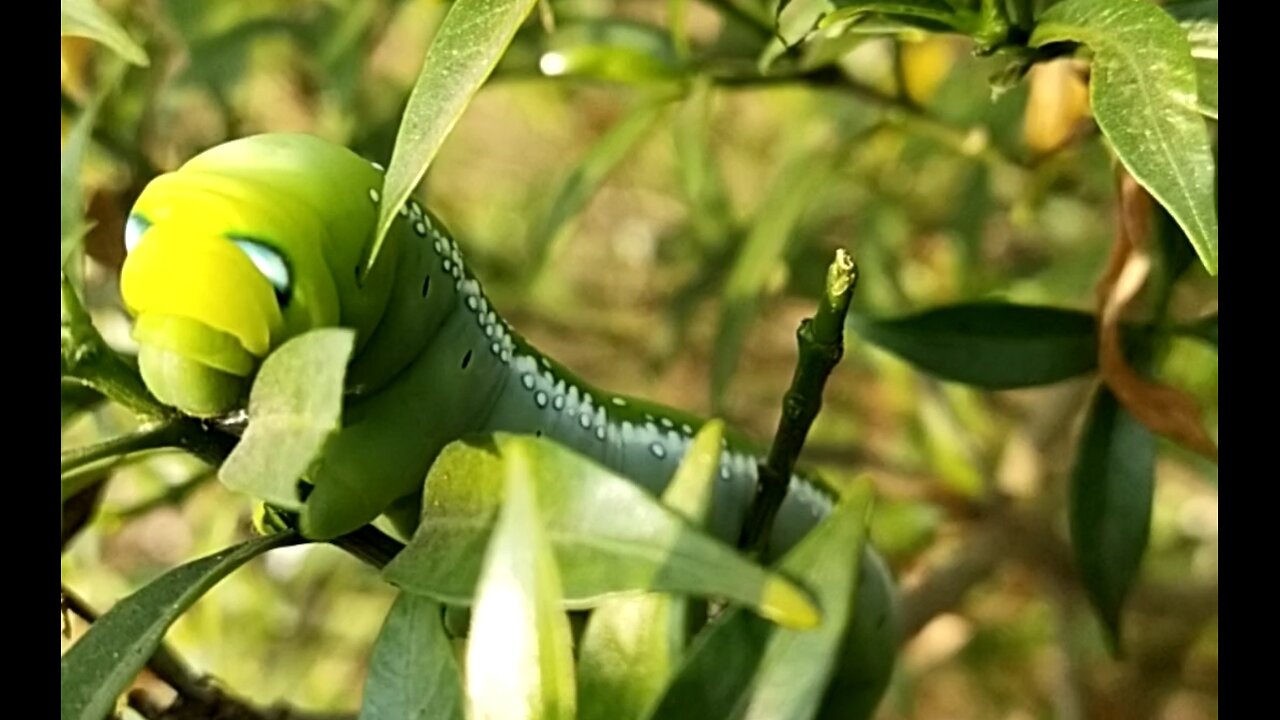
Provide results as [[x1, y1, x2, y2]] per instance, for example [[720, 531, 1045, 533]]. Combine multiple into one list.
[[461, 350, 473, 369], [421, 275, 431, 297], [296, 481, 314, 502], [535, 430, 542, 437]]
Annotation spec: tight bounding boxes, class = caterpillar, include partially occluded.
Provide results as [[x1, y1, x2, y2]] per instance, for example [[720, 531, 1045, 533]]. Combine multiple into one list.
[[119, 133, 896, 705]]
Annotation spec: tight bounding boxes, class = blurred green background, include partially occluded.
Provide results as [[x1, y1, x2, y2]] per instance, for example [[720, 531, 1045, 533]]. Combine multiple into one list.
[[61, 1, 1218, 718]]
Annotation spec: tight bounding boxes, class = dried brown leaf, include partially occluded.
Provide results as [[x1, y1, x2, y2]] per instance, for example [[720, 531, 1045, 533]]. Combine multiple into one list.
[[1096, 170, 1218, 462]]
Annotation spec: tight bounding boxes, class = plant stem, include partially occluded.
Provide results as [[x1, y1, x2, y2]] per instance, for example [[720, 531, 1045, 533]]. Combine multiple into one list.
[[738, 249, 858, 553], [329, 524, 407, 569], [61, 273, 167, 420]]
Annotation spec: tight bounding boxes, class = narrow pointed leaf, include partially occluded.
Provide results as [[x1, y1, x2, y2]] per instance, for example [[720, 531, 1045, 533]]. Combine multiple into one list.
[[220, 329, 354, 509], [848, 302, 1101, 388], [60, 532, 301, 720], [61, 0, 149, 66], [577, 421, 725, 720], [648, 481, 877, 720], [383, 433, 819, 630], [539, 19, 687, 85], [713, 149, 834, 408], [465, 445, 576, 720], [365, 0, 539, 278], [1069, 385, 1156, 652], [360, 593, 464, 720], [529, 101, 666, 273], [1030, 0, 1218, 274], [814, 548, 899, 720]]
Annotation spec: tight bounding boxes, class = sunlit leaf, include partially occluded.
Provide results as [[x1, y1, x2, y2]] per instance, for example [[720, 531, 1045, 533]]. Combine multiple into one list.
[[220, 329, 355, 509], [1165, 0, 1217, 118], [366, 0, 539, 278], [61, 0, 149, 66], [465, 444, 576, 720], [382, 433, 819, 630], [539, 19, 687, 85], [576, 421, 725, 720], [1030, 0, 1218, 274]]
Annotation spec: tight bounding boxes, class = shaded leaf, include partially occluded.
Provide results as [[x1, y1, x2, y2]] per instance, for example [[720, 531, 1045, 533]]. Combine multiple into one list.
[[712, 148, 836, 409], [59, 59, 127, 289], [1180, 313, 1217, 348], [529, 101, 666, 275], [360, 593, 464, 720], [814, 548, 899, 720], [649, 481, 877, 720], [60, 532, 301, 720], [61, 0, 149, 66], [465, 444, 576, 719], [576, 421, 725, 720], [848, 302, 1100, 388], [1069, 385, 1154, 652], [61, 380, 104, 428], [382, 433, 819, 630], [1030, 0, 1218, 274], [673, 76, 732, 248], [367, 0, 540, 278], [220, 329, 355, 509]]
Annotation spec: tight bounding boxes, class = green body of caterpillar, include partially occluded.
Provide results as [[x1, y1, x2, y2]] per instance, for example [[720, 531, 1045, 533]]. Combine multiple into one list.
[[120, 133, 897, 710]]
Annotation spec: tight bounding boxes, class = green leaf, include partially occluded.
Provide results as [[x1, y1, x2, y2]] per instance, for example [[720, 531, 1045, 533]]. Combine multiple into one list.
[[219, 329, 355, 509], [61, 0, 149, 66], [576, 421, 725, 720], [848, 302, 1100, 389], [648, 481, 878, 720], [360, 593, 465, 720], [539, 19, 687, 85], [465, 444, 576, 720], [673, 76, 732, 247], [1069, 385, 1155, 652], [814, 548, 899, 720], [1165, 0, 1217, 119], [529, 101, 666, 276], [712, 147, 836, 409], [365, 0, 539, 279], [1030, 0, 1218, 275], [60, 532, 301, 720], [382, 433, 819, 630], [764, 0, 970, 68], [60, 59, 127, 289]]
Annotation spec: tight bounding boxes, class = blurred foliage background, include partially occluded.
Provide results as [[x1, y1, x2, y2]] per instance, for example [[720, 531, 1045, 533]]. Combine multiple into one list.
[[61, 0, 1218, 718]]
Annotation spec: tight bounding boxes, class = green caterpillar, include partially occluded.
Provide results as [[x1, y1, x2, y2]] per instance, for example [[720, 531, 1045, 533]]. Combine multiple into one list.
[[120, 133, 896, 707]]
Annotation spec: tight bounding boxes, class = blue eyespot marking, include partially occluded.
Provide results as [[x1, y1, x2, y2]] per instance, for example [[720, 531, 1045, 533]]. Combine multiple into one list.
[[124, 215, 152, 254], [229, 237, 292, 306]]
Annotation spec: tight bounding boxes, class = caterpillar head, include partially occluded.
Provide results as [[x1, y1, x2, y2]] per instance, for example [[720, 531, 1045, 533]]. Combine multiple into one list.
[[120, 169, 343, 417]]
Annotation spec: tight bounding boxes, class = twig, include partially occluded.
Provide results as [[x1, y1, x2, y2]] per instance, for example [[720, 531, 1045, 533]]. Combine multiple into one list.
[[61, 424, 184, 492], [62, 274, 164, 420], [327, 524, 406, 570], [738, 249, 858, 553], [62, 585, 356, 720]]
